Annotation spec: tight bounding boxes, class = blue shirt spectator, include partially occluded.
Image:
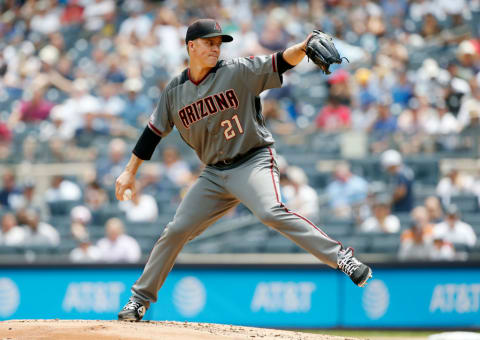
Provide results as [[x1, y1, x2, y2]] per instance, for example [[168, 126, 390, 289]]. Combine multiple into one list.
[[120, 79, 153, 128], [326, 162, 369, 218], [370, 102, 397, 140]]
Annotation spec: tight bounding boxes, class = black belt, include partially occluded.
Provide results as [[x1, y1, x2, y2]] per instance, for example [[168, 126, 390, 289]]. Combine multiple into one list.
[[209, 146, 269, 170]]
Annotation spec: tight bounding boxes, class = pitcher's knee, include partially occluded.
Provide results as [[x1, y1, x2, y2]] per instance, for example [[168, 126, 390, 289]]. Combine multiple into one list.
[[162, 219, 193, 241], [257, 208, 282, 226]]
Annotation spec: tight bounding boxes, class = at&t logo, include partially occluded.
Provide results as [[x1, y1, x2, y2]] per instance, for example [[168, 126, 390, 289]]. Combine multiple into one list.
[[0, 278, 20, 318], [362, 279, 389, 319], [172, 276, 206, 317]]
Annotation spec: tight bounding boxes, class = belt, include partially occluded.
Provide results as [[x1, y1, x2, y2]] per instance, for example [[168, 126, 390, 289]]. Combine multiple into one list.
[[209, 146, 269, 170]]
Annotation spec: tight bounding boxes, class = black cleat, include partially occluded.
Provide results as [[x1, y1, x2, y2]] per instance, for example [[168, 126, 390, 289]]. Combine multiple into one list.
[[118, 299, 147, 321], [337, 247, 372, 287]]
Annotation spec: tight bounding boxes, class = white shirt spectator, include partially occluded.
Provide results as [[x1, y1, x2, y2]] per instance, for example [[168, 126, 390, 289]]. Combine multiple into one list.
[[30, 9, 61, 35], [70, 244, 102, 263], [282, 184, 319, 220], [119, 14, 152, 40], [159, 160, 191, 187], [119, 194, 159, 223], [61, 94, 102, 135], [23, 222, 60, 246], [83, 0, 115, 32], [433, 220, 477, 248], [45, 179, 82, 202], [360, 215, 400, 233], [430, 241, 456, 261], [436, 172, 475, 206], [0, 226, 26, 246], [97, 234, 141, 263]]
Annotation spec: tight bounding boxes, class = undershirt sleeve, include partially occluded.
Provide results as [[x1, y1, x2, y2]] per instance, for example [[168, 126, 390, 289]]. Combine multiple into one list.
[[132, 125, 162, 160], [277, 51, 295, 75]]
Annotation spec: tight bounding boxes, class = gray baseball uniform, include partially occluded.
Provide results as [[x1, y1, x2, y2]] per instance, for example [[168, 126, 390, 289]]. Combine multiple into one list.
[[131, 54, 342, 307]]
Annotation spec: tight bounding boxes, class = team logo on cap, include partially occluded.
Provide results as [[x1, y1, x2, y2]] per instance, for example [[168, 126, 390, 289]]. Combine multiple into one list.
[[214, 22, 221, 31]]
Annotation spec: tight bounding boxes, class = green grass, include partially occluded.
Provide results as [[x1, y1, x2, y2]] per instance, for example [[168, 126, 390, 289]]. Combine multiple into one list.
[[303, 329, 438, 339]]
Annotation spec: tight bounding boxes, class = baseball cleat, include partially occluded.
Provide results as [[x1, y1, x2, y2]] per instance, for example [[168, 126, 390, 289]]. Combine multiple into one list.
[[118, 298, 147, 322], [337, 247, 372, 287]]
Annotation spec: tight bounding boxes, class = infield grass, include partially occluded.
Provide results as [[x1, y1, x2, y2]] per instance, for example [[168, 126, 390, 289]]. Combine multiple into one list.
[[304, 329, 438, 339]]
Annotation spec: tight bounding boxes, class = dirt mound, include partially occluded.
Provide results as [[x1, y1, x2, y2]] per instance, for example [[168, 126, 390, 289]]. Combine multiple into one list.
[[0, 320, 360, 340]]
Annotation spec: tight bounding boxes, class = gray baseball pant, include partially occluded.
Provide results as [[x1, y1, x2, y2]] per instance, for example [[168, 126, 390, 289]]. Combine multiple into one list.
[[131, 147, 342, 307]]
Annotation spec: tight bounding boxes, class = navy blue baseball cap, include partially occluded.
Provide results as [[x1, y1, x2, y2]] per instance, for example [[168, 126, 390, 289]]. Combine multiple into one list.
[[186, 19, 233, 44]]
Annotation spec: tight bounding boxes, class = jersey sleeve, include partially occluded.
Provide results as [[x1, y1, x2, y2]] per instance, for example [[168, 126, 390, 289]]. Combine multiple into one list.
[[237, 54, 282, 96], [148, 89, 174, 137]]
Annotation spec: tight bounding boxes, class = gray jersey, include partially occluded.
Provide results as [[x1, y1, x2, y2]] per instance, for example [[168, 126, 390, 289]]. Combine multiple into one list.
[[148, 54, 282, 165]]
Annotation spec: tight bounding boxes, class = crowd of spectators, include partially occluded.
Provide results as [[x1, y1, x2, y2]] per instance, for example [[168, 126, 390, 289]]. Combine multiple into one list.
[[1, 0, 480, 262]]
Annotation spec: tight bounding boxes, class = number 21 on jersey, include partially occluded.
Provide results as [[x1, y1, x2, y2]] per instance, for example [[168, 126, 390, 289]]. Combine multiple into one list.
[[221, 114, 243, 140]]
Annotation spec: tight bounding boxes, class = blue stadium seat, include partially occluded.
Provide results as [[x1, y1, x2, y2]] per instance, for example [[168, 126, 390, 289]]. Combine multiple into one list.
[[48, 200, 82, 216], [368, 233, 401, 253], [451, 195, 478, 213]]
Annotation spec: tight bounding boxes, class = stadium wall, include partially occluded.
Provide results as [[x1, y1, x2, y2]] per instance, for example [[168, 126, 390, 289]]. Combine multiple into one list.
[[0, 262, 479, 329]]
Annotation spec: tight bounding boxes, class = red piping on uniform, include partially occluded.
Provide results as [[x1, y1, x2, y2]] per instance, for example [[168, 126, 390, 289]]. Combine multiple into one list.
[[272, 54, 277, 73], [188, 68, 214, 86], [148, 121, 163, 136], [267, 147, 341, 246]]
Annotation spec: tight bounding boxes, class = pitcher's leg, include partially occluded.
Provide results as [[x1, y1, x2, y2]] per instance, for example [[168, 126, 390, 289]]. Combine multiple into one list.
[[226, 148, 341, 268], [131, 175, 238, 306]]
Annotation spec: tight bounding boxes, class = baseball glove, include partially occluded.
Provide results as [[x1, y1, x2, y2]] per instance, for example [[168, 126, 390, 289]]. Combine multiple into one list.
[[304, 30, 348, 74]]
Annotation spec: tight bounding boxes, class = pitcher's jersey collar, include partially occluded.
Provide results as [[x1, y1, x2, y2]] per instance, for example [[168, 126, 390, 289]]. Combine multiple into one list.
[[187, 61, 223, 86]]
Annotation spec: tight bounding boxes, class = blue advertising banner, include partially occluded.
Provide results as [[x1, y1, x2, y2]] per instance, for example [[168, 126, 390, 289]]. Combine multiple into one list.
[[0, 264, 479, 328], [0, 267, 338, 328], [342, 267, 480, 328]]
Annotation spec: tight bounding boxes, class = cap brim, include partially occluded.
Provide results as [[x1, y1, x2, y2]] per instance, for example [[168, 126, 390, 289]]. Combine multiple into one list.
[[201, 33, 233, 42]]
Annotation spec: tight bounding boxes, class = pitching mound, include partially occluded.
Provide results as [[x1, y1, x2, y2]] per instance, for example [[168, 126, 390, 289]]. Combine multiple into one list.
[[0, 320, 360, 340]]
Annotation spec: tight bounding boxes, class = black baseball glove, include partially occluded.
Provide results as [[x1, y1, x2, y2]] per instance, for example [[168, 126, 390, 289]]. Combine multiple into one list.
[[304, 30, 348, 74]]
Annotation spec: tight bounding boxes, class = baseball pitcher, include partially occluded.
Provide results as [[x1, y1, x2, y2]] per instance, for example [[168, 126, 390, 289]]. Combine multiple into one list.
[[116, 19, 372, 321]]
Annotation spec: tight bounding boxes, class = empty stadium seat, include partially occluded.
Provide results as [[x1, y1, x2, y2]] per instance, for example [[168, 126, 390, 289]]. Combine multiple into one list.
[[451, 195, 478, 213], [368, 233, 401, 253]]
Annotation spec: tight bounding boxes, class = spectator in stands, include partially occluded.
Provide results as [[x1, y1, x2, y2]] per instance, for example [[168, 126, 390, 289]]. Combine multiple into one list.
[[436, 167, 475, 206], [433, 204, 477, 250], [69, 235, 102, 263], [158, 146, 192, 188], [281, 166, 319, 221], [118, 2, 152, 41], [368, 100, 397, 153], [120, 78, 153, 128], [381, 149, 414, 212], [45, 175, 82, 203], [391, 71, 413, 108], [458, 78, 480, 130], [0, 170, 23, 210], [30, 0, 61, 36], [315, 95, 351, 133], [96, 138, 129, 188], [60, 0, 84, 26], [118, 186, 159, 223], [83, 181, 109, 224], [430, 234, 456, 261], [16, 179, 49, 221], [0, 121, 12, 161], [74, 112, 109, 149], [8, 85, 54, 127], [359, 195, 400, 233], [22, 208, 60, 247], [326, 162, 368, 218], [83, 0, 116, 33], [0, 212, 26, 246], [398, 221, 434, 261], [96, 217, 141, 263], [70, 205, 92, 227], [424, 196, 444, 224]]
